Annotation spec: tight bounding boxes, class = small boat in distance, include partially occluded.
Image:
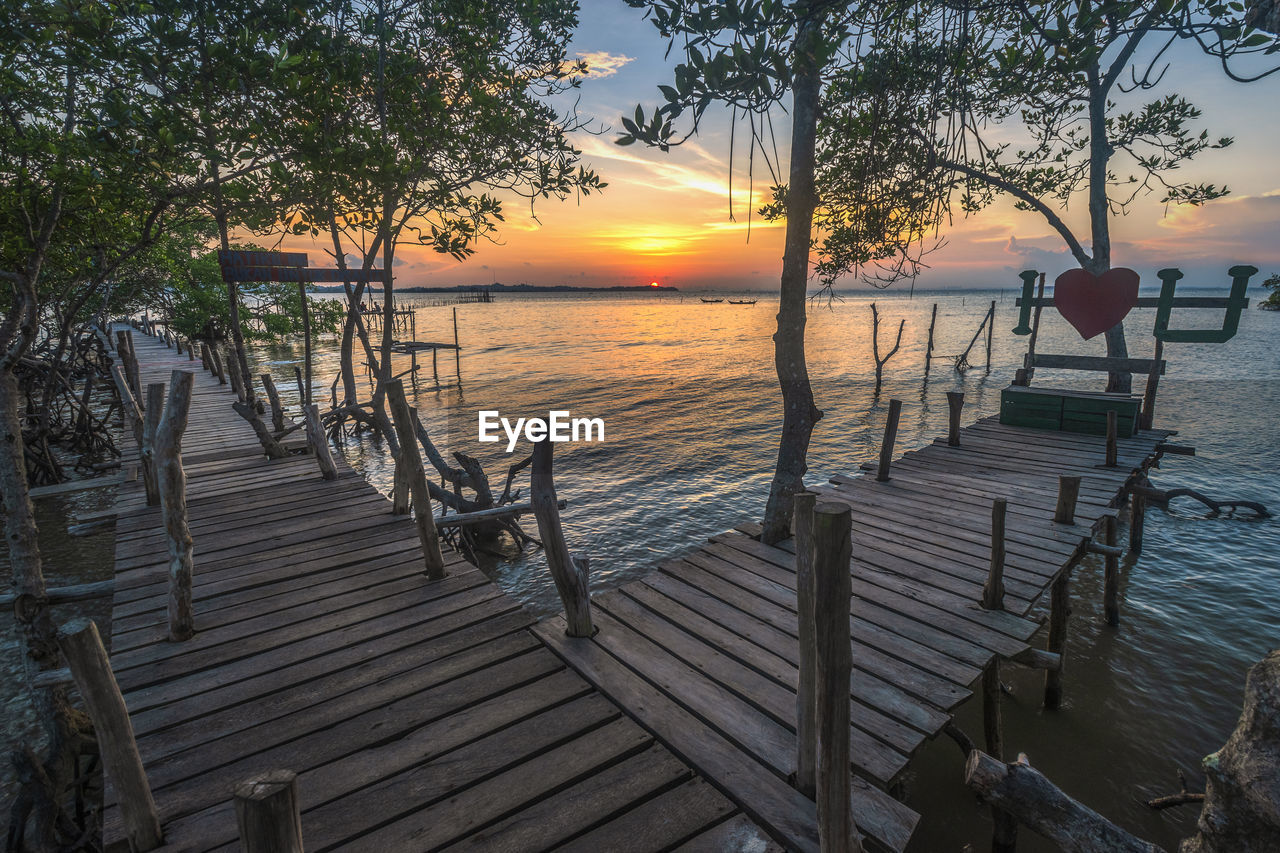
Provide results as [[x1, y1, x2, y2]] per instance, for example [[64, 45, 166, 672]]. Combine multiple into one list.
[[700, 298, 724, 303], [728, 299, 757, 305]]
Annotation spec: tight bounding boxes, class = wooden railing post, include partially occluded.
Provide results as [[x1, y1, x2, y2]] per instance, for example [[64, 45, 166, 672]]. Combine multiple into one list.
[[235, 770, 304, 853], [876, 398, 902, 482], [209, 345, 227, 385], [946, 391, 964, 447], [1129, 491, 1146, 554], [983, 660, 1017, 852], [983, 499, 1007, 610], [1044, 571, 1071, 709], [384, 379, 445, 579], [1054, 476, 1081, 525], [1141, 339, 1163, 430], [110, 364, 144, 452], [304, 404, 338, 481], [260, 374, 286, 433], [532, 438, 593, 637], [1103, 514, 1120, 626], [226, 353, 246, 401], [199, 342, 212, 373], [186, 340, 195, 362], [793, 491, 818, 799], [142, 383, 164, 507], [812, 501, 860, 852], [1105, 411, 1118, 467], [58, 617, 163, 851], [157, 371, 196, 641]]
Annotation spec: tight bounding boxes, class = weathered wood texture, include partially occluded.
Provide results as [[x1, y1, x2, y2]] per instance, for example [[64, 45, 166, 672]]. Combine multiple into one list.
[[103, 328, 759, 853]]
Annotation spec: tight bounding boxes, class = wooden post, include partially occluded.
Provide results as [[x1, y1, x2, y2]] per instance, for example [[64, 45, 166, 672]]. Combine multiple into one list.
[[157, 371, 196, 641], [235, 769, 303, 853], [261, 374, 286, 433], [1103, 514, 1120, 626], [452, 307, 461, 383], [57, 617, 163, 851], [1105, 411, 1118, 467], [983, 499, 1007, 610], [141, 383, 164, 507], [431, 347, 439, 387], [924, 303, 938, 375], [983, 660, 1017, 853], [793, 491, 818, 800], [985, 300, 995, 372], [200, 342, 212, 372], [532, 438, 593, 637], [186, 340, 195, 362], [1054, 476, 1081, 525], [1044, 571, 1070, 709], [297, 281, 312, 405], [812, 502, 860, 853], [304, 405, 338, 481], [1141, 338, 1163, 430], [1129, 491, 1146, 554], [111, 364, 145, 451], [876, 398, 902, 482], [209, 345, 227, 385], [946, 391, 963, 447], [385, 379, 446, 579], [294, 365, 306, 404], [391, 454, 410, 514], [227, 354, 246, 401], [1017, 273, 1047, 387]]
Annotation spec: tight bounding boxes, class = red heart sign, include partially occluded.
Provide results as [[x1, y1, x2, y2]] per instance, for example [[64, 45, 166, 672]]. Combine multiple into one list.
[[1053, 268, 1140, 340]]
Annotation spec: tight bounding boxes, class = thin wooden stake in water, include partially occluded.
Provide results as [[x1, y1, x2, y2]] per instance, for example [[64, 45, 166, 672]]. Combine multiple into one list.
[[1054, 476, 1081, 525], [924, 303, 938, 375], [946, 391, 964, 447], [58, 618, 163, 852], [452, 307, 461, 384], [235, 770, 304, 853], [792, 491, 818, 799], [158, 371, 195, 641], [983, 499, 1007, 610], [1105, 411, 1119, 467], [1104, 514, 1121, 626], [983, 660, 1017, 853], [385, 379, 445, 579], [1044, 571, 1071, 709], [985, 300, 996, 372], [1130, 491, 1146, 554], [532, 438, 593, 637], [812, 502, 860, 852], [876, 399, 902, 482]]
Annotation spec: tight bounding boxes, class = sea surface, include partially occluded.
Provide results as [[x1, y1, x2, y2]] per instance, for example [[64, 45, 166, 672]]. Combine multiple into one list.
[[4, 284, 1278, 850]]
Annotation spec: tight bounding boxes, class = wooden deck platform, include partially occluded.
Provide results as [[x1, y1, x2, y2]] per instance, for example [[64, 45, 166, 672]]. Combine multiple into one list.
[[102, 330, 774, 852], [534, 415, 1170, 852]]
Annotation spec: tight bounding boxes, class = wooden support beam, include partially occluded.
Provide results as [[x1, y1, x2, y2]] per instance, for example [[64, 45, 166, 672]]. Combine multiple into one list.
[[1141, 338, 1163, 430], [532, 438, 593, 637], [1009, 647, 1061, 672], [876, 399, 902, 483], [0, 579, 114, 609], [983, 499, 1007, 611], [57, 617, 163, 852], [812, 501, 862, 852], [946, 391, 963, 447], [384, 379, 445, 579], [1129, 492, 1146, 554], [142, 383, 164, 507], [157, 371, 195, 641], [234, 770, 304, 853], [792, 491, 818, 800], [1156, 442, 1195, 456], [1103, 515, 1120, 626], [983, 661, 1017, 853], [1054, 476, 1081, 525], [1105, 412, 1118, 467], [304, 404, 337, 481], [1044, 571, 1071, 710]]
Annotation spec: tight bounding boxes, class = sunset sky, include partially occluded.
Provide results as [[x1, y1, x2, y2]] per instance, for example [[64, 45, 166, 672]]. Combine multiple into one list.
[[292, 4, 1280, 292]]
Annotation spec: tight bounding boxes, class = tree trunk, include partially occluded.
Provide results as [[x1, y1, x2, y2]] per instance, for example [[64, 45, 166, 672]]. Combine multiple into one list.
[[1087, 73, 1131, 393], [760, 8, 826, 545]]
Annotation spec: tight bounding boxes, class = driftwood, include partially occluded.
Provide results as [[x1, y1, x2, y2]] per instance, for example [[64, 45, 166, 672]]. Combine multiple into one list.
[[157, 371, 196, 641], [870, 302, 905, 394], [260, 373, 286, 433], [1133, 484, 1270, 519], [304, 404, 338, 480], [531, 439, 592, 637], [232, 400, 290, 459], [954, 302, 995, 373], [385, 379, 445, 579]]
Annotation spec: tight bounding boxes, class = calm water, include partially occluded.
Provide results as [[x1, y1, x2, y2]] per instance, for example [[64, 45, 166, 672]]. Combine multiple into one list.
[[3, 285, 1277, 849]]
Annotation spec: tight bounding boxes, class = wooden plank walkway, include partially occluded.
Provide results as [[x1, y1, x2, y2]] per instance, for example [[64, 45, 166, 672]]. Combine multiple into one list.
[[534, 411, 1171, 852], [102, 329, 776, 852]]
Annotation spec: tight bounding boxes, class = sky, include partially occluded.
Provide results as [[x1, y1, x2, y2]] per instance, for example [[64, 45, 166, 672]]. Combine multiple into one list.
[[289, 3, 1280, 292]]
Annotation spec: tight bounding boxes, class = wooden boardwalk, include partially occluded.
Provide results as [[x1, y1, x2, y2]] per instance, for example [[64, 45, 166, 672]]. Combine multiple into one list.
[[103, 330, 775, 852], [535, 414, 1170, 852]]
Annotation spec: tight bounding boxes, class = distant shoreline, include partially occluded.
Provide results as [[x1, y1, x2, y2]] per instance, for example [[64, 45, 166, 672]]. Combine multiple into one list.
[[308, 283, 680, 294]]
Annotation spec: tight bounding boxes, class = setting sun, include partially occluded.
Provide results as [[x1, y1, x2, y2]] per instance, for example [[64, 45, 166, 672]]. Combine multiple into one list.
[[649, 281, 660, 287]]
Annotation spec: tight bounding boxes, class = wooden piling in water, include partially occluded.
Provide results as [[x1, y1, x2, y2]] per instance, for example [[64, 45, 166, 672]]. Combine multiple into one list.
[[452, 307, 461, 384], [158, 371, 195, 641], [985, 300, 995, 372], [304, 405, 338, 481], [792, 491, 818, 799], [235, 769, 304, 853], [876, 399, 902, 483], [1044, 571, 1070, 709], [532, 438, 593, 637], [812, 502, 860, 852], [1130, 492, 1146, 554], [983, 660, 1017, 853], [1054, 476, 1081, 525], [293, 366, 306, 405], [58, 617, 163, 852], [946, 392, 964, 447], [260, 374, 285, 433], [924, 303, 938, 375], [983, 499, 1007, 610], [1141, 338, 1163, 430], [1103, 514, 1120, 626], [385, 379, 446, 579]]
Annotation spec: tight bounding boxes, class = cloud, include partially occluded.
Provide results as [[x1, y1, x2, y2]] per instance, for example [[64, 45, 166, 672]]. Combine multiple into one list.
[[576, 51, 633, 78]]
